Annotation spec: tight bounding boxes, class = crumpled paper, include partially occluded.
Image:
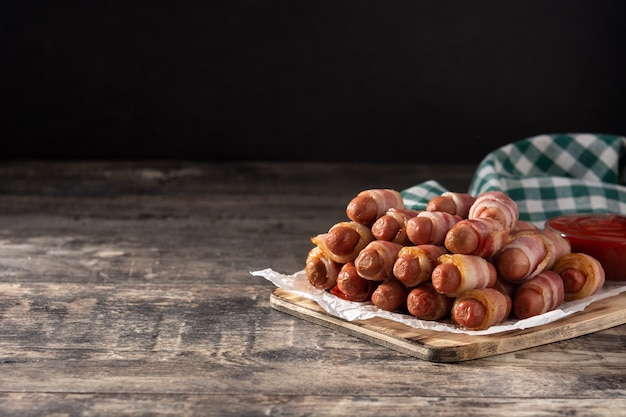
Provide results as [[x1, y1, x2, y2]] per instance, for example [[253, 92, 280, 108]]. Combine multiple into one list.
[[252, 268, 626, 336]]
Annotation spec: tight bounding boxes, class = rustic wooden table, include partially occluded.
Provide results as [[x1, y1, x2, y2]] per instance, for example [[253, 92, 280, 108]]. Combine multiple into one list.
[[0, 161, 624, 416]]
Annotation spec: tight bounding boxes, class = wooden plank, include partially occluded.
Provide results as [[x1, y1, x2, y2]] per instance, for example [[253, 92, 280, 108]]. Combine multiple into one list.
[[1, 393, 626, 417], [270, 288, 626, 363], [5, 281, 624, 399]]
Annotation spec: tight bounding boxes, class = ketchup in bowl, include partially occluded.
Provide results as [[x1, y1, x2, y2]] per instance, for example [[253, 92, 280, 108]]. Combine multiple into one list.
[[545, 213, 626, 281]]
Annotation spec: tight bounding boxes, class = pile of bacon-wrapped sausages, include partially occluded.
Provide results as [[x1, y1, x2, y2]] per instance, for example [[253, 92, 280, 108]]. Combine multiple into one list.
[[304, 189, 606, 330]]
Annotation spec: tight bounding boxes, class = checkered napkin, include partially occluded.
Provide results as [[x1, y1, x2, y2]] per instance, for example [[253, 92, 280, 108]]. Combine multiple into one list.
[[401, 133, 626, 228]]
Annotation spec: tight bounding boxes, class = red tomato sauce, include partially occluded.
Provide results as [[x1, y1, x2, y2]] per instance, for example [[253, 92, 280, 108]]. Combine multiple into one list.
[[545, 214, 626, 281]]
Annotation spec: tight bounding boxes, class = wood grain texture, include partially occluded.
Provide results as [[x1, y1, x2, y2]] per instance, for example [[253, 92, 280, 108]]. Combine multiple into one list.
[[0, 161, 624, 416], [2, 393, 626, 417], [270, 288, 626, 362]]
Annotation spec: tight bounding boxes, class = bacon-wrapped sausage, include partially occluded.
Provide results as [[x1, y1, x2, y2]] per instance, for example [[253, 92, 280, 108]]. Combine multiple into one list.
[[468, 191, 519, 230], [510, 220, 541, 237], [346, 189, 405, 226], [305, 247, 342, 290], [406, 211, 463, 246], [431, 253, 497, 297], [452, 288, 512, 330], [513, 271, 565, 320], [496, 229, 571, 283], [354, 240, 404, 281], [371, 277, 408, 312], [538, 228, 571, 270], [392, 244, 448, 287], [406, 283, 454, 321], [335, 261, 377, 302], [444, 217, 509, 258], [311, 221, 374, 263], [552, 253, 605, 301], [426, 192, 476, 218], [492, 278, 518, 298], [371, 207, 421, 245], [496, 232, 546, 283]]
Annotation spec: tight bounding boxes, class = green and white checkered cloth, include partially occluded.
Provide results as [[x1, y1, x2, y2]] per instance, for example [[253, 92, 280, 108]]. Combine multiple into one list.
[[402, 133, 626, 228]]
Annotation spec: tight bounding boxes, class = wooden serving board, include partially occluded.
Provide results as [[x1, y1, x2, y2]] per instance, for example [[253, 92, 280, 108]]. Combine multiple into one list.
[[270, 288, 626, 362]]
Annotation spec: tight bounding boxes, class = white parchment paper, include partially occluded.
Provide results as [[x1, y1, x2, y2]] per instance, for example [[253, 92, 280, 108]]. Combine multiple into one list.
[[252, 268, 626, 336]]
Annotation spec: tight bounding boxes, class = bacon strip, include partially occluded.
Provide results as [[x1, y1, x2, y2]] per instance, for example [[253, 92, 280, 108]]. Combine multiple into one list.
[[444, 217, 509, 258], [468, 191, 519, 230], [311, 221, 373, 264], [431, 253, 497, 297], [371, 207, 421, 245], [452, 288, 512, 330], [346, 189, 405, 226], [354, 240, 404, 281], [552, 253, 605, 301], [510, 220, 541, 237], [536, 229, 571, 271], [392, 244, 447, 287], [496, 228, 571, 283], [513, 271, 565, 319], [426, 192, 476, 218], [305, 247, 342, 290], [406, 211, 462, 246], [496, 232, 548, 283]]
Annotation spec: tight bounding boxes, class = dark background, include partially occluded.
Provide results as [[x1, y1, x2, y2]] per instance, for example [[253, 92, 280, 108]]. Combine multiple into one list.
[[3, 1, 626, 164]]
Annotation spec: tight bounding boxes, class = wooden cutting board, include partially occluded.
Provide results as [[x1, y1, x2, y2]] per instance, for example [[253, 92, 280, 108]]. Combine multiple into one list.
[[270, 288, 626, 362]]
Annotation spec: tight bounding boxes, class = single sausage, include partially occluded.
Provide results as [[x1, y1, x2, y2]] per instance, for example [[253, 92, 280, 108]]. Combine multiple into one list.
[[444, 217, 509, 258], [537, 229, 572, 271], [406, 211, 462, 246], [513, 271, 565, 320], [552, 253, 605, 301], [468, 191, 519, 230], [354, 240, 404, 281], [335, 262, 376, 302], [346, 189, 405, 226], [406, 283, 453, 320], [444, 220, 479, 255], [406, 216, 432, 246], [325, 226, 360, 256], [371, 278, 409, 312], [452, 298, 486, 329], [559, 268, 586, 294], [496, 232, 546, 283], [431, 261, 462, 295], [431, 253, 497, 297], [393, 244, 448, 287], [311, 221, 374, 263], [426, 192, 476, 218], [496, 247, 532, 282], [371, 207, 421, 245], [305, 247, 342, 290], [370, 212, 402, 243], [452, 288, 512, 330], [496, 229, 572, 283]]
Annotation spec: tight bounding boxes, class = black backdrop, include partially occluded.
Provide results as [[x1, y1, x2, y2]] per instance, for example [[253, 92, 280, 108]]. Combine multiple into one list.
[[3, 1, 626, 164]]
